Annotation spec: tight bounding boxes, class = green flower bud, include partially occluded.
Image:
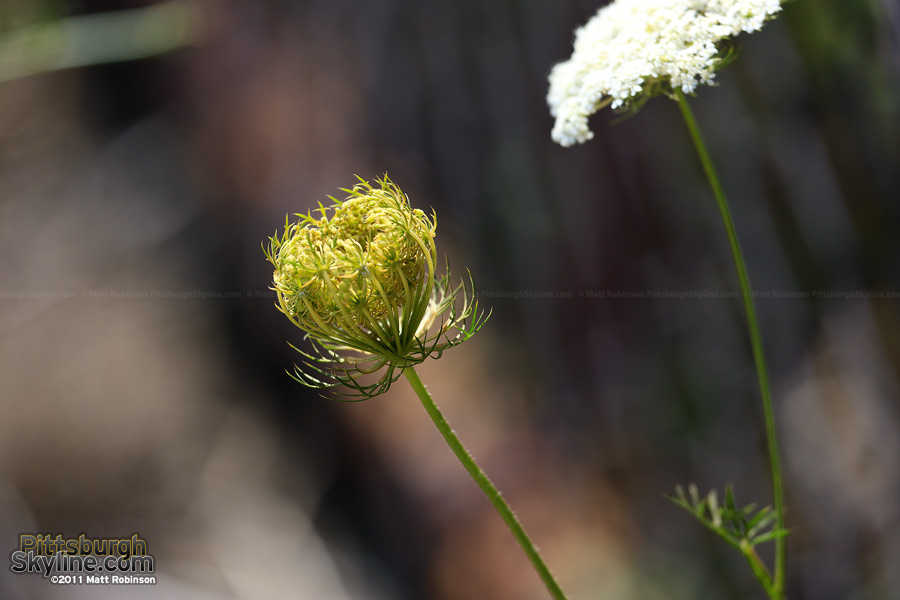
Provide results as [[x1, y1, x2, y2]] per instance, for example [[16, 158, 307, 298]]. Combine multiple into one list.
[[265, 176, 488, 399]]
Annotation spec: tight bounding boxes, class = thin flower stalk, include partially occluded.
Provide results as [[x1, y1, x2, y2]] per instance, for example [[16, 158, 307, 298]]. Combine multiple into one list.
[[548, 2, 788, 597], [266, 176, 569, 600], [676, 91, 785, 596]]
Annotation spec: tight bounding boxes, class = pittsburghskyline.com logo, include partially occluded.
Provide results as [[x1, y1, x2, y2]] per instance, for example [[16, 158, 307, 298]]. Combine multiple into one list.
[[9, 533, 156, 585]]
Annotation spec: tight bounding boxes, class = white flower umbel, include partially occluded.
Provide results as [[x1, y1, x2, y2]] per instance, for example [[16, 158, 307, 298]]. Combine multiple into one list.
[[547, 0, 781, 146]]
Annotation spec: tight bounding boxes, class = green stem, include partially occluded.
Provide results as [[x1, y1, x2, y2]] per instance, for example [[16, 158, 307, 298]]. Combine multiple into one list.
[[403, 367, 569, 600], [675, 90, 786, 598], [741, 543, 777, 599]]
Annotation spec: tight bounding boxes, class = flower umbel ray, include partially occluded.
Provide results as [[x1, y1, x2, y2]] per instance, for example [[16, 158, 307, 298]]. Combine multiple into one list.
[[265, 176, 489, 399]]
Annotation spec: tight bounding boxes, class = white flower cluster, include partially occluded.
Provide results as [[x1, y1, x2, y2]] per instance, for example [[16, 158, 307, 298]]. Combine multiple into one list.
[[547, 0, 781, 146]]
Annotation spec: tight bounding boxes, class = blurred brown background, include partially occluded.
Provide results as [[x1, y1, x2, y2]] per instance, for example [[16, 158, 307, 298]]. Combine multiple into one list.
[[1, 0, 899, 599]]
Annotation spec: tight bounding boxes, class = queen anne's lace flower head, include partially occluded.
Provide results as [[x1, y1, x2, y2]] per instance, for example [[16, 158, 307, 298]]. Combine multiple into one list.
[[271, 179, 435, 335], [547, 0, 782, 146], [266, 176, 488, 399]]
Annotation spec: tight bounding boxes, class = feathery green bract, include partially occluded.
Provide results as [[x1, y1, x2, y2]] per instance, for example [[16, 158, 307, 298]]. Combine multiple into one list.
[[668, 483, 788, 597]]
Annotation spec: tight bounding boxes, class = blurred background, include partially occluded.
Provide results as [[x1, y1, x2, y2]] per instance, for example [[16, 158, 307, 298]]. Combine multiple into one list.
[[1, 0, 899, 598]]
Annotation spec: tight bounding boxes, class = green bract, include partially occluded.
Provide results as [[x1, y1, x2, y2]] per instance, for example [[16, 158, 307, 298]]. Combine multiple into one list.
[[265, 176, 488, 399]]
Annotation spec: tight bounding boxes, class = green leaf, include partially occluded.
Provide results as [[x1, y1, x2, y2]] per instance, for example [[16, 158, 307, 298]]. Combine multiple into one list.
[[750, 528, 790, 545], [747, 507, 777, 538]]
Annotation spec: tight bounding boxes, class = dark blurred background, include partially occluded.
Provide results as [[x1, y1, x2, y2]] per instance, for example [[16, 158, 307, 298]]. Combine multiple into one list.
[[1, 0, 899, 598]]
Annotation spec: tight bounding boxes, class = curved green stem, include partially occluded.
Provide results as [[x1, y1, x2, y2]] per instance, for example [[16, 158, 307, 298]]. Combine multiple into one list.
[[403, 367, 569, 600], [675, 90, 786, 598]]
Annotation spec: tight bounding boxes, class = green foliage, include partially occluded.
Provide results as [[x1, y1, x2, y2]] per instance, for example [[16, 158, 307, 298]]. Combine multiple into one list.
[[0, 1, 197, 84], [668, 484, 788, 599]]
